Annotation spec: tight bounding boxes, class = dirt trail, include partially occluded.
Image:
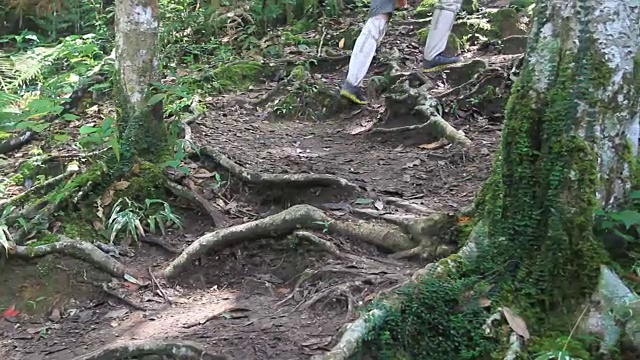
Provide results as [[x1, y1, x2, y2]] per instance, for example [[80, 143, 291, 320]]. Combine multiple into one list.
[[0, 6, 523, 360]]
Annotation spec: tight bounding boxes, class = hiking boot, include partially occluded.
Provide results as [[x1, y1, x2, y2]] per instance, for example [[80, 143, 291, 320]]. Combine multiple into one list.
[[422, 53, 462, 72], [339, 82, 368, 105]]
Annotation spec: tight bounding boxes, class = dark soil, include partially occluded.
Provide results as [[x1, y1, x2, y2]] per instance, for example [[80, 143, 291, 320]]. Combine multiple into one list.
[[0, 5, 516, 360]]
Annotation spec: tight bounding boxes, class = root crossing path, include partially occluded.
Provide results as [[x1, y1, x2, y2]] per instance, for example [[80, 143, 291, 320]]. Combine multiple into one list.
[[0, 6, 526, 360]]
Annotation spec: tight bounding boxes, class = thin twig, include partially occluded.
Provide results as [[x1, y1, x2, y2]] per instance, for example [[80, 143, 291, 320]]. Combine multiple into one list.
[[149, 267, 172, 304]]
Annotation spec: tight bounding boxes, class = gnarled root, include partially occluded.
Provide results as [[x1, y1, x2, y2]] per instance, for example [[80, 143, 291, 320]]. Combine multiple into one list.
[[311, 221, 486, 360], [162, 204, 332, 278], [382, 79, 471, 147], [11, 236, 130, 278], [200, 146, 361, 192], [162, 204, 436, 279], [73, 340, 228, 360], [165, 180, 226, 228]]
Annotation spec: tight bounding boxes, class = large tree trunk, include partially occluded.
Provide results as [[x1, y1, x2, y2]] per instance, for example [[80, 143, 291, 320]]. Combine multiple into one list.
[[476, 0, 639, 332], [114, 0, 166, 158]]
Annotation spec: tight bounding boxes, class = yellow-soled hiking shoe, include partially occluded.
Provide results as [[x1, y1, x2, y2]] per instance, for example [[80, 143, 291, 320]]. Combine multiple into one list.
[[422, 53, 463, 73], [340, 82, 368, 105]]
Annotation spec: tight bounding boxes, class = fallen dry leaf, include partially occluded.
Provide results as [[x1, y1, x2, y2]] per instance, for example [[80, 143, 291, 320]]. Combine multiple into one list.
[[92, 220, 104, 231], [502, 306, 530, 340], [113, 181, 130, 190], [478, 297, 492, 307], [348, 119, 376, 135], [193, 170, 214, 178], [418, 138, 449, 150], [338, 38, 345, 49], [102, 189, 115, 206]]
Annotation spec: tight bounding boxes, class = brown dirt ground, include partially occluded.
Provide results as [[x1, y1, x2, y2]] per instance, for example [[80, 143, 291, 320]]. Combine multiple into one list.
[[0, 5, 517, 360]]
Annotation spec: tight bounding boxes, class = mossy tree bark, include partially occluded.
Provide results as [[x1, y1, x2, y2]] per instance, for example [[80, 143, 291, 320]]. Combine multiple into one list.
[[114, 0, 167, 160], [476, 0, 639, 326]]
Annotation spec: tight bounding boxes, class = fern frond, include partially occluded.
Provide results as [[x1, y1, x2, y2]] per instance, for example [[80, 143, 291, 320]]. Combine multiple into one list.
[[0, 47, 58, 91]]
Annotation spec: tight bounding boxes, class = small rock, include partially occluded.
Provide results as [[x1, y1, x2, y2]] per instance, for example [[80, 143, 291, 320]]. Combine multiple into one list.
[[49, 308, 61, 322]]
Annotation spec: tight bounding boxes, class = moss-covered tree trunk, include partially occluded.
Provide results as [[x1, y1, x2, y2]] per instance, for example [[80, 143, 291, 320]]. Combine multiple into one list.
[[476, 0, 639, 325], [114, 0, 167, 159]]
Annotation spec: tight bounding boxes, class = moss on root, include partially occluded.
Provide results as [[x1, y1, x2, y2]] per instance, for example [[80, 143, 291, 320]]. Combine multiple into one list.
[[364, 275, 498, 360], [212, 60, 263, 91], [117, 161, 167, 201]]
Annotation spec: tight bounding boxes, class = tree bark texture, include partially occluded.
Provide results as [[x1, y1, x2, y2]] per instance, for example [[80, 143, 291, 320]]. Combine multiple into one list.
[[477, 0, 639, 321], [114, 0, 166, 157]]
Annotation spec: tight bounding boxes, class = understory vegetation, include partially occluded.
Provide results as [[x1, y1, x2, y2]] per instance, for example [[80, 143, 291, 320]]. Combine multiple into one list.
[[1, 0, 639, 359]]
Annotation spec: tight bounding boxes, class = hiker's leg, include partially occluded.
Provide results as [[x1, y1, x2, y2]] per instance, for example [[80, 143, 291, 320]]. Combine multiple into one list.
[[422, 0, 462, 68], [341, 0, 395, 104], [344, 13, 390, 88]]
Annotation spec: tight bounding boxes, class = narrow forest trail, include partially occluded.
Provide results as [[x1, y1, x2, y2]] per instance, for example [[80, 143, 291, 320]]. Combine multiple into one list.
[[1, 4, 529, 360]]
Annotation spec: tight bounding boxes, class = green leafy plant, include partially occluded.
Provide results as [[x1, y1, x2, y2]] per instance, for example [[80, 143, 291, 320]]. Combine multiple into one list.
[[594, 191, 640, 244], [209, 172, 227, 191], [26, 296, 47, 310], [78, 116, 121, 160], [107, 197, 183, 244], [0, 205, 16, 256]]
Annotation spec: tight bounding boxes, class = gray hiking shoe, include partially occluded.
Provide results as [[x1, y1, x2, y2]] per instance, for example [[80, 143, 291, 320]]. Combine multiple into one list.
[[422, 53, 463, 72]]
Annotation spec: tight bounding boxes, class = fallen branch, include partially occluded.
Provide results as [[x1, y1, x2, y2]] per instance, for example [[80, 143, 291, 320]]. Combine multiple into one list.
[[200, 146, 362, 192], [72, 340, 228, 360], [149, 267, 171, 304], [0, 167, 78, 212], [11, 236, 130, 278]]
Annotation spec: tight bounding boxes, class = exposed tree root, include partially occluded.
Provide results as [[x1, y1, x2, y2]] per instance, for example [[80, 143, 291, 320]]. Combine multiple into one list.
[[314, 220, 640, 359], [436, 66, 507, 99], [278, 261, 405, 322], [0, 130, 34, 155], [292, 230, 349, 260], [383, 196, 435, 215], [162, 204, 431, 279], [200, 146, 361, 192], [300, 280, 363, 321], [310, 222, 484, 360], [163, 204, 332, 278], [73, 340, 228, 360], [165, 180, 226, 228], [10, 236, 130, 278], [94, 281, 147, 311], [385, 80, 471, 147]]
